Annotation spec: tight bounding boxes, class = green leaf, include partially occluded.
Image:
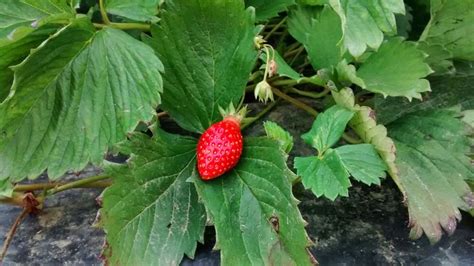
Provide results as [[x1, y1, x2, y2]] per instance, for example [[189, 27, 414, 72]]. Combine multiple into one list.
[[295, 142, 386, 200], [417, 41, 455, 76], [0, 179, 13, 197], [264, 121, 294, 153], [288, 5, 344, 69], [105, 0, 160, 22], [0, 0, 73, 41], [0, 24, 59, 101], [287, 5, 319, 43], [395, 4, 413, 38], [357, 38, 432, 100], [193, 138, 313, 265], [22, 0, 73, 13], [295, 149, 350, 200], [335, 144, 387, 185], [420, 0, 474, 61], [146, 0, 257, 133], [329, 0, 405, 57], [297, 0, 329, 5], [245, 0, 295, 22], [462, 110, 474, 129], [374, 74, 474, 125], [101, 130, 206, 265], [388, 109, 474, 243], [0, 18, 163, 182], [301, 105, 354, 153]]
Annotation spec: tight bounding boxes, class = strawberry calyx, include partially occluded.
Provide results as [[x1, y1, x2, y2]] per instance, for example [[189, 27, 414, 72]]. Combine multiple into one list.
[[218, 103, 247, 125]]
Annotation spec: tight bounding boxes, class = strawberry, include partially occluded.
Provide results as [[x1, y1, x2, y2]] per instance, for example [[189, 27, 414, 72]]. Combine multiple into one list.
[[197, 105, 246, 180]]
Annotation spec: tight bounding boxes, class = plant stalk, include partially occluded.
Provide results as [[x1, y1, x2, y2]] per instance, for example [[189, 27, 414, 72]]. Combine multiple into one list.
[[272, 88, 318, 117], [0, 208, 29, 262], [288, 87, 330, 99], [14, 180, 112, 192], [46, 175, 111, 196], [93, 22, 151, 31], [241, 100, 279, 130], [264, 17, 287, 40], [0, 193, 25, 207]]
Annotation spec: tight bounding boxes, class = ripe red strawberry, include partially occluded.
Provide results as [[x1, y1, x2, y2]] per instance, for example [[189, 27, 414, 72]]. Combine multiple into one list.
[[197, 107, 245, 180]]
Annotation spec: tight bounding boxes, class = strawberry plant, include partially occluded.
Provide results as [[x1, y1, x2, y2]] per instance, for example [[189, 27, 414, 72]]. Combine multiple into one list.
[[0, 0, 473, 264]]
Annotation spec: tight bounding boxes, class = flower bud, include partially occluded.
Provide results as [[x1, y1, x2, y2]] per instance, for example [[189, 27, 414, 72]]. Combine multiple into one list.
[[254, 80, 274, 103], [268, 59, 278, 78], [254, 35, 266, 49]]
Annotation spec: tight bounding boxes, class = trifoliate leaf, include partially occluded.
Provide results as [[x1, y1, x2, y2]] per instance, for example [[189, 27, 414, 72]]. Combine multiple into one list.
[[295, 149, 350, 200], [388, 109, 474, 243], [335, 144, 387, 185], [288, 5, 344, 69], [101, 130, 206, 265], [0, 24, 59, 101], [264, 121, 294, 153], [329, 0, 405, 57], [105, 0, 160, 22], [301, 105, 354, 153], [0, 18, 163, 182], [295, 142, 386, 200], [356, 38, 432, 100], [193, 138, 313, 265], [332, 88, 399, 188], [245, 0, 295, 22], [0, 0, 73, 42], [145, 0, 257, 133], [420, 0, 474, 61]]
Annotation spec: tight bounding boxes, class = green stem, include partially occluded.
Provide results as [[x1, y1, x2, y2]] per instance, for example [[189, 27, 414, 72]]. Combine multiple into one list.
[[272, 88, 318, 117], [241, 101, 279, 130], [288, 87, 330, 99], [99, 0, 111, 25], [264, 17, 287, 40], [284, 44, 302, 57], [289, 46, 305, 65], [0, 192, 25, 207], [14, 180, 111, 192], [94, 22, 151, 31], [46, 174, 111, 196], [271, 79, 298, 87]]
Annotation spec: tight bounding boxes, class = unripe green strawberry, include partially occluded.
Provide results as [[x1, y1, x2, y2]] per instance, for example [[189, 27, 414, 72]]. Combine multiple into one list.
[[197, 116, 243, 180]]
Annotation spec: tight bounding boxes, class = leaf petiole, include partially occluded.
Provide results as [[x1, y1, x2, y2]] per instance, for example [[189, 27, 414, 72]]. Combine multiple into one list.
[[93, 22, 151, 31]]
